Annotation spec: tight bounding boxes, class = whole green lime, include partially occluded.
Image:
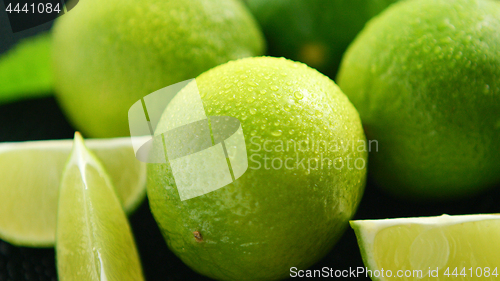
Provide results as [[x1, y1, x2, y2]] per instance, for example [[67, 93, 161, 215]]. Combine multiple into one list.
[[52, 0, 265, 137], [337, 0, 500, 199], [147, 57, 367, 280], [244, 0, 398, 78]]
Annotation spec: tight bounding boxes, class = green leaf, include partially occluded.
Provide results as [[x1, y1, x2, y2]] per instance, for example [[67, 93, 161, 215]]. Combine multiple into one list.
[[0, 32, 53, 104]]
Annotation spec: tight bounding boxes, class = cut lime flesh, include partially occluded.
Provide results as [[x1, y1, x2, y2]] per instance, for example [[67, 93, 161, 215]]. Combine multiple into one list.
[[351, 214, 500, 281], [0, 136, 147, 247], [56, 133, 144, 280]]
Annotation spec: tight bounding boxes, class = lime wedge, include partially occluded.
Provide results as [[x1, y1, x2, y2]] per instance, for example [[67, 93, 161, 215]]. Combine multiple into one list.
[[351, 214, 500, 281], [0, 136, 147, 247], [56, 133, 144, 280]]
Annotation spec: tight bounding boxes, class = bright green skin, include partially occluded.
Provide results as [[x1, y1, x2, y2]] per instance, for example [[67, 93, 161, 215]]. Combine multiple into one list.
[[52, 0, 265, 137], [148, 57, 367, 280], [244, 0, 398, 78], [337, 0, 500, 199]]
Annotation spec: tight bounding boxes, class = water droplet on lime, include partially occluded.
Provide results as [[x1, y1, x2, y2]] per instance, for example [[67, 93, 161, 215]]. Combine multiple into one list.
[[272, 130, 282, 137], [294, 91, 304, 100], [483, 84, 491, 94]]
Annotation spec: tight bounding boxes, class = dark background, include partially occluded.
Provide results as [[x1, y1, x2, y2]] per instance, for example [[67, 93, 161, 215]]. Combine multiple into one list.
[[1, 4, 500, 281]]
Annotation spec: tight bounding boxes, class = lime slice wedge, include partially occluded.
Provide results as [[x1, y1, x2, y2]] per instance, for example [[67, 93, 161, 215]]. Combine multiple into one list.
[[351, 214, 500, 281], [0, 136, 147, 247], [56, 133, 144, 280]]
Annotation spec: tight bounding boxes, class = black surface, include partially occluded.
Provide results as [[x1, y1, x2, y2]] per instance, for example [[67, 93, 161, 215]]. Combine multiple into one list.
[[0, 97, 499, 281], [4, 1, 64, 33], [0, 2, 53, 54]]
